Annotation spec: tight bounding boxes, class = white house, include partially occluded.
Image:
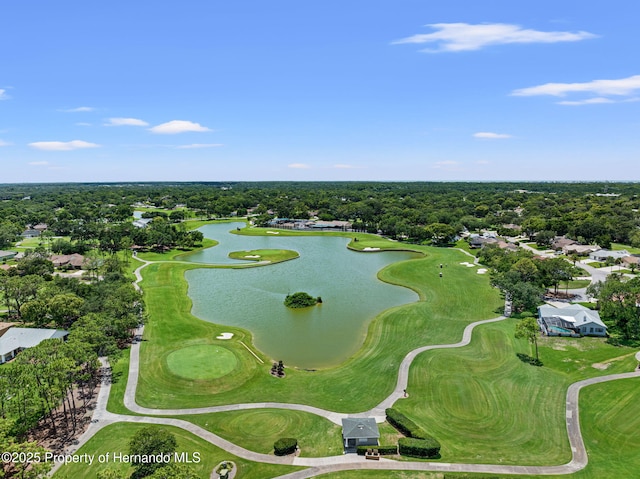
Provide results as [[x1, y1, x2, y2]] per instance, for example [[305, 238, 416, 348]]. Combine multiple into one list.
[[589, 249, 630, 262], [0, 327, 68, 364], [538, 304, 607, 337]]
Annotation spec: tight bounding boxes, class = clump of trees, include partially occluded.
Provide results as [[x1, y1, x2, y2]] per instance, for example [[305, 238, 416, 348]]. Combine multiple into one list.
[[478, 245, 578, 313], [587, 275, 640, 343], [284, 292, 320, 308]]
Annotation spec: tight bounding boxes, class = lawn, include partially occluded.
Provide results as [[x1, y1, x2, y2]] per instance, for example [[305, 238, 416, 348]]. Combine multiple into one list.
[[394, 319, 637, 466], [611, 242, 640, 255], [52, 423, 300, 479], [179, 409, 344, 457], [133, 231, 504, 411]]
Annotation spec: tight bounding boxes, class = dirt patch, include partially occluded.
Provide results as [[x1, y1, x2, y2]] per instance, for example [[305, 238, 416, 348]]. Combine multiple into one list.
[[591, 363, 609, 370]]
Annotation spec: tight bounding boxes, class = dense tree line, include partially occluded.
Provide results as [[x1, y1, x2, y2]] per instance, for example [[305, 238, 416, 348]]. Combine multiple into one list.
[[1, 182, 639, 247], [587, 275, 640, 342]]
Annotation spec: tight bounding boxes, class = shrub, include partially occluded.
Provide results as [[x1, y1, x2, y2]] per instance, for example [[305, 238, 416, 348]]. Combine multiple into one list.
[[274, 437, 297, 456], [398, 437, 441, 458], [385, 408, 427, 439], [356, 445, 398, 455]]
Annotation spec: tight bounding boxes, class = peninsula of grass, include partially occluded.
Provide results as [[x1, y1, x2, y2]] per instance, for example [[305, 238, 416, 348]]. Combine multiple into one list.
[[228, 248, 299, 263], [52, 423, 301, 479]]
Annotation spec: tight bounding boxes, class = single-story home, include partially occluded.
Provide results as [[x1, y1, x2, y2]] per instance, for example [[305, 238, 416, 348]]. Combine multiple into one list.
[[21, 229, 41, 238], [49, 254, 87, 269], [538, 304, 607, 337], [133, 218, 153, 228], [563, 244, 600, 255], [0, 327, 68, 364], [342, 418, 380, 452], [0, 250, 18, 262], [589, 249, 630, 262], [551, 237, 576, 251]]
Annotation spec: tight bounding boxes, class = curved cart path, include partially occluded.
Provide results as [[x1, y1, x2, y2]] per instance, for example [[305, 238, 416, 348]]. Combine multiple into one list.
[[57, 254, 640, 478]]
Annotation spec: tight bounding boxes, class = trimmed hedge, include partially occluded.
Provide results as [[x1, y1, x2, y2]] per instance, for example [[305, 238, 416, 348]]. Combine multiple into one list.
[[274, 437, 298, 456], [398, 437, 441, 458], [356, 445, 398, 456], [385, 408, 427, 439]]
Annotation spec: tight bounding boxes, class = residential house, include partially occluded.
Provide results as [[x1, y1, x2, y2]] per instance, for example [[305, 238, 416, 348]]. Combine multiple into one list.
[[0, 327, 68, 364], [563, 244, 600, 256], [538, 304, 607, 337], [551, 237, 576, 251], [21, 229, 41, 238], [341, 418, 380, 452], [0, 250, 17, 262], [589, 249, 630, 262], [133, 218, 153, 228], [49, 254, 87, 269]]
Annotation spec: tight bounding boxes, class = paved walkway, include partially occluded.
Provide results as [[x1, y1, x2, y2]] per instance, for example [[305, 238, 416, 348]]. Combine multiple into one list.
[[57, 252, 640, 478]]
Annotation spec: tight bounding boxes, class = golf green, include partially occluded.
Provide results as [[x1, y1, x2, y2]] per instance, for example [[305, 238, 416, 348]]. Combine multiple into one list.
[[166, 345, 238, 380]]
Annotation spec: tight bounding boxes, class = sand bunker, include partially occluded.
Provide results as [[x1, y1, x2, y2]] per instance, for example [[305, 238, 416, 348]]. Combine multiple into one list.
[[460, 261, 475, 267], [244, 255, 260, 258], [266, 231, 279, 234], [477, 268, 487, 274], [216, 332, 234, 340], [363, 247, 381, 251]]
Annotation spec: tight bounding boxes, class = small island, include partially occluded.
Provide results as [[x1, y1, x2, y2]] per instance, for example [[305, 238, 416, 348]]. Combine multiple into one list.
[[284, 292, 322, 308]]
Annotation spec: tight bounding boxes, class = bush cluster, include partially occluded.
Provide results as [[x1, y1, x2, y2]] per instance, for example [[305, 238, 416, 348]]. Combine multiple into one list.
[[274, 437, 298, 456], [385, 408, 427, 439], [356, 445, 398, 455], [398, 437, 441, 458], [284, 292, 318, 308]]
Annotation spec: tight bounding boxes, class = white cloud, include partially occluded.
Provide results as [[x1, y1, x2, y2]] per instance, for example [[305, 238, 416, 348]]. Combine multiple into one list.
[[557, 97, 640, 106], [28, 161, 49, 166], [473, 132, 512, 139], [148, 120, 211, 134], [29, 140, 101, 151], [176, 143, 223, 149], [333, 164, 364, 169], [0, 89, 9, 100], [0, 139, 11, 147], [288, 163, 311, 169], [104, 117, 149, 127], [512, 75, 640, 97], [392, 23, 596, 52], [60, 106, 94, 112]]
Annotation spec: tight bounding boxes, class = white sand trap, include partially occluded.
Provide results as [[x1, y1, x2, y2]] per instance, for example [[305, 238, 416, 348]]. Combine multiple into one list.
[[477, 268, 488, 274], [459, 262, 475, 267], [244, 255, 260, 258], [216, 332, 234, 340], [363, 247, 381, 251], [266, 231, 279, 234]]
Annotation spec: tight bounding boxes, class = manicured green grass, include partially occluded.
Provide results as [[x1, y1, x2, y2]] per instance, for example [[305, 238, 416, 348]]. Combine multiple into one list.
[[228, 248, 299, 263], [106, 349, 135, 416], [180, 409, 344, 457], [52, 423, 300, 479], [134, 232, 504, 411], [559, 279, 592, 289], [611, 242, 640, 254], [136, 238, 218, 262], [166, 345, 238, 380], [393, 319, 637, 466]]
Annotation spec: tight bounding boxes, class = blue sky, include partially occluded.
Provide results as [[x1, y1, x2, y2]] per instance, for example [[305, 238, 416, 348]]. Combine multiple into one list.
[[1, 1, 639, 182]]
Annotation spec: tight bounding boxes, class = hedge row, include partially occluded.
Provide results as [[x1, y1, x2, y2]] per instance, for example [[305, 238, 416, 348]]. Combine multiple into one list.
[[398, 437, 441, 458], [356, 445, 398, 456], [274, 437, 298, 456], [385, 408, 427, 439]]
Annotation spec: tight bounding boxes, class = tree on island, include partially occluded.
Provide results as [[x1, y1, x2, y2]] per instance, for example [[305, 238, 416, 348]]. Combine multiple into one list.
[[284, 292, 320, 308]]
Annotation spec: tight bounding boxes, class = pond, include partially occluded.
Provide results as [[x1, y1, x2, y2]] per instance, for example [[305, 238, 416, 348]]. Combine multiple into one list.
[[183, 223, 420, 368]]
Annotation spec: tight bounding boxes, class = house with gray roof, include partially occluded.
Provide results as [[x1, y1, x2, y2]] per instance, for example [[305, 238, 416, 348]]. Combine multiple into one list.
[[0, 327, 68, 364], [538, 304, 607, 337], [589, 249, 630, 262], [341, 418, 380, 452], [0, 250, 17, 262]]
